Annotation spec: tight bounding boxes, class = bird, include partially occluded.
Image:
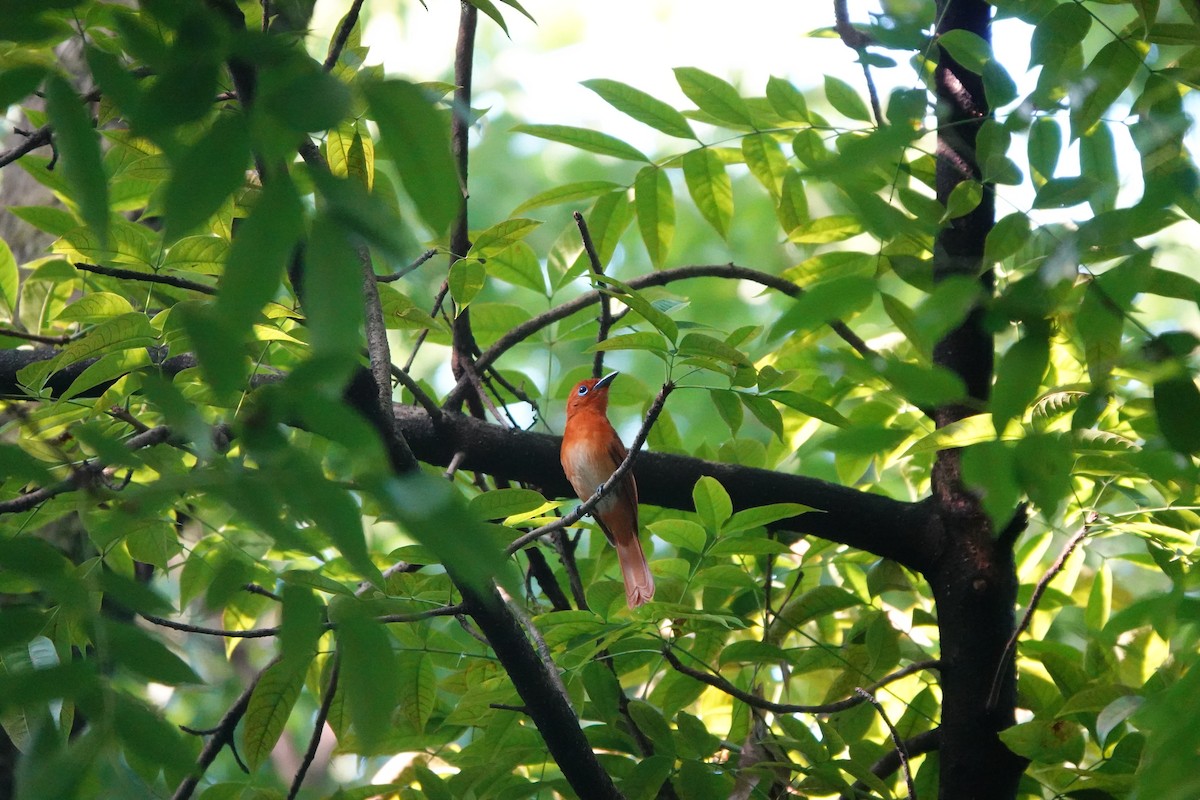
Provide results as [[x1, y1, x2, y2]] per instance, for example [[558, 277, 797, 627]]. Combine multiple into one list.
[[560, 371, 655, 608]]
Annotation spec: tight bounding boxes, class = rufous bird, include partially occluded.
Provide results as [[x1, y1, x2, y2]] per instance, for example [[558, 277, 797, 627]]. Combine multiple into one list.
[[560, 372, 655, 608]]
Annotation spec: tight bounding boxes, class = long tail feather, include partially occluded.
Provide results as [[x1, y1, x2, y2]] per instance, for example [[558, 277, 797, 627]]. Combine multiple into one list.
[[614, 534, 655, 608]]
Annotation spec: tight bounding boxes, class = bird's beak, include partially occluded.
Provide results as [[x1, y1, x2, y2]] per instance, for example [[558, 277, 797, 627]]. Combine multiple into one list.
[[595, 371, 618, 390]]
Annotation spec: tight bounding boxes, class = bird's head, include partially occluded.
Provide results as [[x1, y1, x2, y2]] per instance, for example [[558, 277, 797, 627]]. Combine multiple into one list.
[[566, 371, 617, 417]]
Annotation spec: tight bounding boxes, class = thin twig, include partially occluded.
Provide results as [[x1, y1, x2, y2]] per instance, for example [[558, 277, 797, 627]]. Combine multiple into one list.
[[833, 0, 883, 126], [403, 281, 450, 371], [322, 0, 366, 71], [287, 656, 339, 799], [839, 729, 941, 800], [663, 646, 941, 715], [390, 362, 442, 421], [0, 426, 175, 515], [0, 327, 73, 345], [573, 212, 612, 379], [505, 382, 674, 555], [0, 125, 52, 169], [140, 602, 465, 639], [855, 688, 915, 800], [376, 248, 438, 282], [172, 660, 273, 800], [987, 519, 1093, 709], [242, 583, 282, 602], [445, 263, 876, 409], [74, 262, 217, 295]]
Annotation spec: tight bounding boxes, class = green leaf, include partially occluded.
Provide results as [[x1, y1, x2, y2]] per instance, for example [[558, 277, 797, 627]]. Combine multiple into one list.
[[337, 613, 398, 749], [1086, 561, 1112, 633], [306, 214, 365, 356], [448, 258, 487, 310], [1072, 39, 1144, 139], [113, 696, 196, 774], [1030, 3, 1091, 70], [999, 719, 1086, 764], [765, 76, 808, 122], [242, 659, 306, 770], [682, 149, 733, 238], [962, 440, 1020, 530], [512, 123, 649, 161], [693, 476, 732, 531], [163, 113, 250, 242], [992, 325, 1050, 435], [582, 190, 635, 268], [648, 519, 707, 553], [740, 393, 784, 440], [595, 275, 678, 343], [1154, 375, 1200, 453], [369, 470, 512, 597], [763, 390, 849, 427], [487, 241, 546, 294], [633, 165, 675, 268], [775, 585, 861, 628], [1033, 176, 1099, 209], [787, 215, 863, 244], [466, 0, 510, 35], [710, 389, 743, 434], [1014, 433, 1074, 519], [262, 65, 351, 133], [396, 650, 436, 732], [587, 331, 669, 355], [1027, 118, 1062, 186], [742, 133, 786, 198], [674, 67, 752, 127], [944, 180, 983, 220], [724, 503, 811, 534], [279, 584, 324, 667], [823, 75, 871, 122], [365, 80, 462, 233], [44, 75, 108, 245], [511, 180, 623, 214], [582, 79, 695, 139], [0, 64, 46, 109], [327, 122, 374, 190], [776, 169, 809, 234], [469, 218, 542, 260], [102, 620, 201, 685], [0, 237, 17, 313], [985, 213, 1031, 264], [677, 332, 750, 367], [938, 29, 991, 74], [468, 488, 546, 520], [1077, 280, 1124, 385], [770, 275, 874, 338]]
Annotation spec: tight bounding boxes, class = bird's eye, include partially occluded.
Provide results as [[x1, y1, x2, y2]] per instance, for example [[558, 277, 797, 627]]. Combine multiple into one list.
[[577, 385, 588, 396]]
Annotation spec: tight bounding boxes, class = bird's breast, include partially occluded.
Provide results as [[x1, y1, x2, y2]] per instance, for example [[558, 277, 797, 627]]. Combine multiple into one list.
[[560, 435, 621, 514]]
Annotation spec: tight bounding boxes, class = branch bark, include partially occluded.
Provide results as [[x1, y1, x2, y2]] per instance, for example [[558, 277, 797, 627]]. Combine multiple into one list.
[[927, 0, 1026, 796]]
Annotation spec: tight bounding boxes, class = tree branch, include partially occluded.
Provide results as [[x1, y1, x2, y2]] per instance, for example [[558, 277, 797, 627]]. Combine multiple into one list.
[[392, 402, 938, 572], [987, 518, 1092, 710], [662, 647, 940, 715], [287, 656, 338, 800], [445, 262, 877, 409], [172, 659, 273, 800], [839, 728, 941, 800], [574, 211, 613, 379], [322, 0, 366, 71], [74, 262, 218, 295], [0, 125, 52, 169], [854, 687, 915, 800]]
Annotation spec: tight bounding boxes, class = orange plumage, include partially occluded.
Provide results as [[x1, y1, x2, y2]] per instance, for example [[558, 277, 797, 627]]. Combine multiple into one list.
[[560, 372, 654, 608]]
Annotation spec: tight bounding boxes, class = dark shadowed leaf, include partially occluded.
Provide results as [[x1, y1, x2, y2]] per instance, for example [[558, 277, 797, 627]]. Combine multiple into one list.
[[44, 75, 108, 244]]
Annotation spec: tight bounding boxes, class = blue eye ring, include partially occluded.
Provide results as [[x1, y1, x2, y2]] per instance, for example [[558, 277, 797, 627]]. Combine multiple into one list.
[[577, 385, 588, 396]]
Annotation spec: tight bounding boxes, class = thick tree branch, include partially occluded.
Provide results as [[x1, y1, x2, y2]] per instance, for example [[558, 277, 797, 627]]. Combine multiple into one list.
[[393, 403, 938, 572], [0, 125, 52, 169]]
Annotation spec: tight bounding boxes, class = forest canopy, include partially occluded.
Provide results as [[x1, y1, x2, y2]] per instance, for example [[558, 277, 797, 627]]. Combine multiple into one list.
[[1, 1, 1200, 799]]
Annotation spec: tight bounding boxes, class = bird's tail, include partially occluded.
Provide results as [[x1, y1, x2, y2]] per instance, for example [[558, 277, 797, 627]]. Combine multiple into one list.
[[614, 533, 655, 608]]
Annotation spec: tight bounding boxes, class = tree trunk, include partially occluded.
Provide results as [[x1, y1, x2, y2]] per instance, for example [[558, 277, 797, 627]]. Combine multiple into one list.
[[931, 0, 1027, 796]]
